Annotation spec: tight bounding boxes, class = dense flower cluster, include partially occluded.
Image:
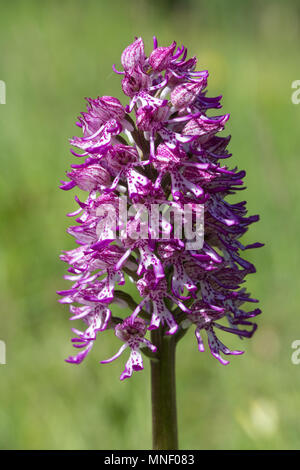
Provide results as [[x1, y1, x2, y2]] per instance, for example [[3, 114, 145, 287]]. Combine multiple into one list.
[[58, 37, 262, 379]]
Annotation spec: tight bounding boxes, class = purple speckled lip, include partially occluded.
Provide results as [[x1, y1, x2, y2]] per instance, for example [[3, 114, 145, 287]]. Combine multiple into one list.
[[58, 36, 263, 379]]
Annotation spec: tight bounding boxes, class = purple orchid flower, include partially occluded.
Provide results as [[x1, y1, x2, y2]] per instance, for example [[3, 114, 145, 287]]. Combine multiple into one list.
[[58, 36, 262, 380]]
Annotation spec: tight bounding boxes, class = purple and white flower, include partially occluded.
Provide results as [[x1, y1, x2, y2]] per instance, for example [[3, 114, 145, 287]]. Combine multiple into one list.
[[58, 36, 262, 378], [101, 317, 157, 380]]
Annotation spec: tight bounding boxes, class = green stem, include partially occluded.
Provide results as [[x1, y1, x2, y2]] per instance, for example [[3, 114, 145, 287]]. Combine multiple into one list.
[[150, 329, 178, 450]]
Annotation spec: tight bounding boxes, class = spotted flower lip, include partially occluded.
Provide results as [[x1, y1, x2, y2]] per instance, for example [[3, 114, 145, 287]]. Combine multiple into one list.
[[58, 36, 263, 378], [101, 317, 157, 380]]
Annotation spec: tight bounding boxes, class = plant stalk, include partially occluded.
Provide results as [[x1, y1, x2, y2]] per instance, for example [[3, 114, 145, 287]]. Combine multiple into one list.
[[150, 328, 178, 450]]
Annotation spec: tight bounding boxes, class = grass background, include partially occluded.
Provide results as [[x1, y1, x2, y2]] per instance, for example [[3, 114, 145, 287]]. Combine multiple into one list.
[[0, 0, 300, 449]]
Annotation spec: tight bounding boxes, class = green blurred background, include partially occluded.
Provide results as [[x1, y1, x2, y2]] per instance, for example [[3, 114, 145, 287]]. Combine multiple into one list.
[[0, 0, 299, 450]]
